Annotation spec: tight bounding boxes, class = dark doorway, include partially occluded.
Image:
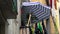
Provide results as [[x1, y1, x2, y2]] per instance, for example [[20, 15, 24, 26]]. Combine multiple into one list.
[[0, 23, 5, 34], [0, 10, 5, 34]]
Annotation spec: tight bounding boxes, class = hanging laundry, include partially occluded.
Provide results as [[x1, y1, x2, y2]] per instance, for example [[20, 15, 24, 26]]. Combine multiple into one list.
[[37, 22, 43, 34], [22, 2, 51, 23], [49, 0, 57, 9], [35, 27, 43, 34], [31, 24, 35, 34], [42, 20, 48, 34], [12, 0, 17, 14], [35, 22, 43, 34], [54, 0, 57, 9]]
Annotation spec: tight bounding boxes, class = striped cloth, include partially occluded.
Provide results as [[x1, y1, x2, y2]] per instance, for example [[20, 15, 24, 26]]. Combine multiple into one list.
[[22, 2, 51, 23]]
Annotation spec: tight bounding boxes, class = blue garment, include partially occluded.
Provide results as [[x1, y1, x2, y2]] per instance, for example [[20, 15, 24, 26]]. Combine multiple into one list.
[[22, 2, 51, 23]]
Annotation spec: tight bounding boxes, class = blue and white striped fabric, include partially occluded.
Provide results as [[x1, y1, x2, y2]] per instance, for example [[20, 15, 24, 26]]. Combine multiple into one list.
[[22, 2, 51, 23]]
